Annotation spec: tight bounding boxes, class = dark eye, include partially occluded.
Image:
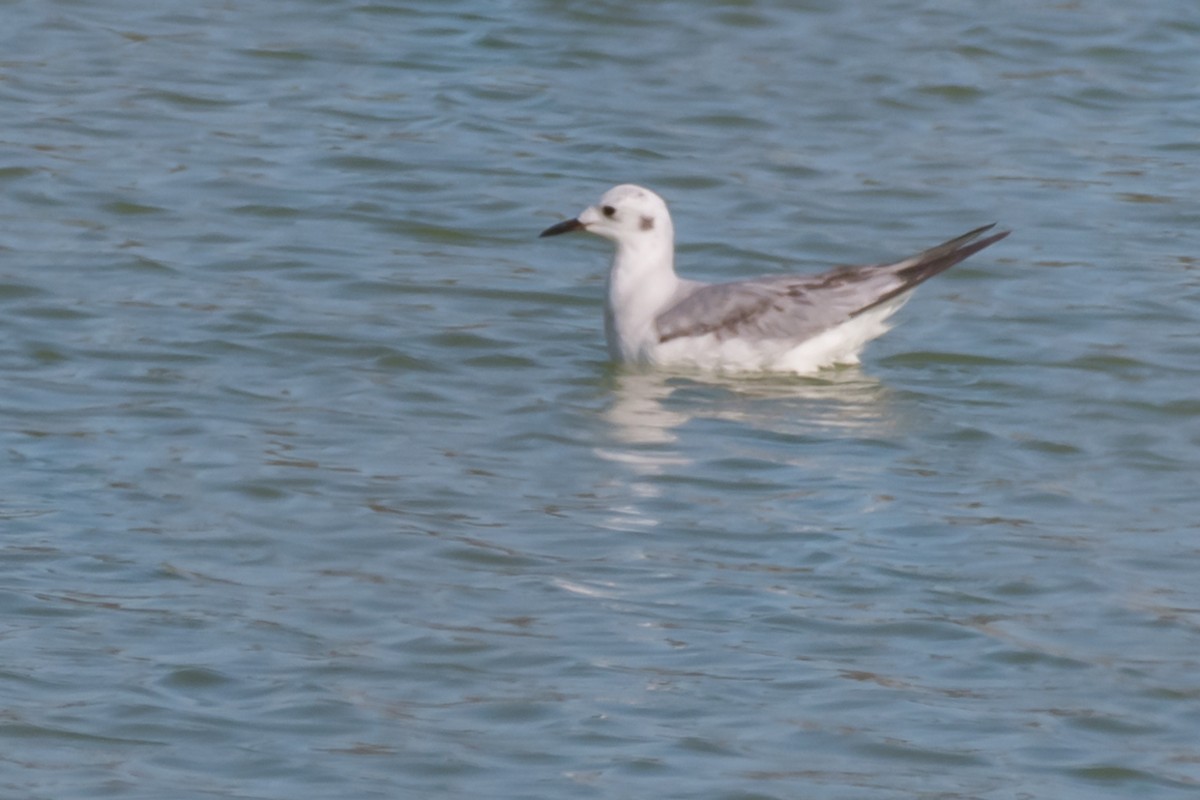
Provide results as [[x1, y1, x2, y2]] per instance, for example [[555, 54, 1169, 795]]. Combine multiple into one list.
[[601, 205, 616, 218]]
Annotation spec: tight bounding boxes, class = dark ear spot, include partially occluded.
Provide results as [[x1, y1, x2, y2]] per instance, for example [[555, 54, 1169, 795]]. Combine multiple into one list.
[[640, 215, 655, 231]]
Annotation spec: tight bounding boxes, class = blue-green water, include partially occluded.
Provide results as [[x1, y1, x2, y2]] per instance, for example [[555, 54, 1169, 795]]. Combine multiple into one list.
[[3, 2, 1200, 798]]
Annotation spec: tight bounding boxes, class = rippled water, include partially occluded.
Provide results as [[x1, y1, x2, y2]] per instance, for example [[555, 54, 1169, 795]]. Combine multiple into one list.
[[3, 1, 1200, 798]]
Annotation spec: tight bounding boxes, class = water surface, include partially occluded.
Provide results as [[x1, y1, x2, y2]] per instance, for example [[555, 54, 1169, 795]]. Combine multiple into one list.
[[3, 1, 1200, 798]]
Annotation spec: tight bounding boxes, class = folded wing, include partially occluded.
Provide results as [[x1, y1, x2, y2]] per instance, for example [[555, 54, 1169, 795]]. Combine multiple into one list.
[[655, 224, 1009, 345]]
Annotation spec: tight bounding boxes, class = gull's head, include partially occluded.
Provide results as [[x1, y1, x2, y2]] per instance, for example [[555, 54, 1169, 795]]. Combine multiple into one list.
[[539, 184, 673, 246]]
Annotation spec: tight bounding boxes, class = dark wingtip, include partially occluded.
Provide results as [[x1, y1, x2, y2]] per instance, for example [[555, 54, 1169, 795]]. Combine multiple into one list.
[[980, 224, 1013, 241], [908, 223, 1011, 264], [973, 228, 1012, 250], [902, 225, 1011, 283], [850, 224, 1011, 318], [539, 218, 584, 238]]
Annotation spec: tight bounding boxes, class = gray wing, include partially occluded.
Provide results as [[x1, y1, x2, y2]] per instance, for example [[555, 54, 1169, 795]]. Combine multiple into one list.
[[655, 224, 1010, 344]]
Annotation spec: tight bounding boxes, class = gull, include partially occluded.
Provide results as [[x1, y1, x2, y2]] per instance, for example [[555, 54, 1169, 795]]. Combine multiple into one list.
[[540, 184, 1009, 373]]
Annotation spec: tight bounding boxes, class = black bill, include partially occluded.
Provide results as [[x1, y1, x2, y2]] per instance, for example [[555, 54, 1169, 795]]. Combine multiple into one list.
[[539, 218, 585, 237]]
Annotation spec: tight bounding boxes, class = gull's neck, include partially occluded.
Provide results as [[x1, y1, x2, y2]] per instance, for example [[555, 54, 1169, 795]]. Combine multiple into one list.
[[605, 233, 681, 361]]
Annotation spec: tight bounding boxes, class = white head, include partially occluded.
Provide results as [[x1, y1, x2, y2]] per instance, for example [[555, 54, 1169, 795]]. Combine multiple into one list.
[[540, 184, 674, 248]]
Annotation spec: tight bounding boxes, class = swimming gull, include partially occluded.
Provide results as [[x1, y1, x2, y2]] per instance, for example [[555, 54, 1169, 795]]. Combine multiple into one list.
[[540, 184, 1009, 373]]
